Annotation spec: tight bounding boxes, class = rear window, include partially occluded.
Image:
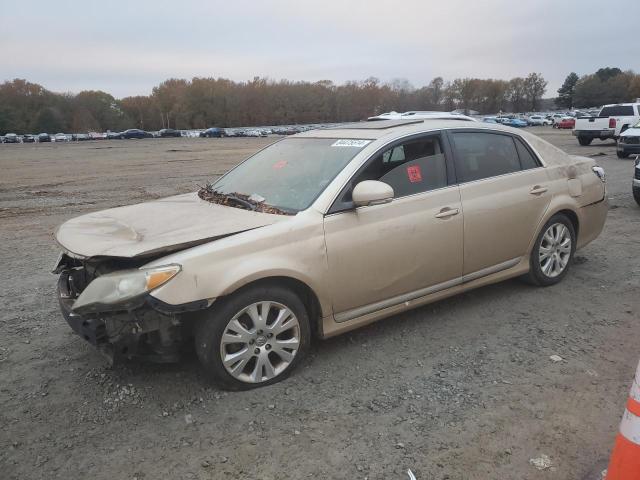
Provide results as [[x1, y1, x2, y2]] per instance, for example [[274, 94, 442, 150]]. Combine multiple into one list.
[[514, 138, 540, 170], [451, 132, 521, 182], [599, 105, 635, 117]]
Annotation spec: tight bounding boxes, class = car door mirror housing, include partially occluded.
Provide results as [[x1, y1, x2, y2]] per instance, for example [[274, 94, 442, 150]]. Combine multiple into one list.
[[352, 180, 394, 207]]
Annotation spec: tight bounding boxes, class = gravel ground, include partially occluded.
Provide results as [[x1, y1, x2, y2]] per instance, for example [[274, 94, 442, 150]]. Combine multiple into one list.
[[0, 129, 638, 480]]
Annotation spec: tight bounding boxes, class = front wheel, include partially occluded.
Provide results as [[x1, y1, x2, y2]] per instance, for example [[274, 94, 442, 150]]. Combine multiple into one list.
[[634, 188, 640, 207], [526, 214, 576, 286], [195, 284, 310, 390], [617, 150, 630, 159]]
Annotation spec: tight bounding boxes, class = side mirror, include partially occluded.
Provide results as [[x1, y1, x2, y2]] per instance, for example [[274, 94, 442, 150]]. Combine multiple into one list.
[[352, 180, 394, 207]]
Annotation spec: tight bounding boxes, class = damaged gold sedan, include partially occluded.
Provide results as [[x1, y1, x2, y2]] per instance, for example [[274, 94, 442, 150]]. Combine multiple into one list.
[[54, 119, 608, 389]]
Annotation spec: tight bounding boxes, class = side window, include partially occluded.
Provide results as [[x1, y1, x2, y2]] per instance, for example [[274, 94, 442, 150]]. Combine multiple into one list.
[[600, 105, 634, 117], [514, 138, 540, 170], [328, 135, 449, 213], [451, 132, 521, 182], [373, 136, 448, 197]]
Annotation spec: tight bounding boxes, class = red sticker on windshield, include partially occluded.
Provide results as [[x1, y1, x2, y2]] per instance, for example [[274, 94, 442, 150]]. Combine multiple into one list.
[[272, 160, 287, 169], [273, 160, 287, 168], [407, 165, 422, 183]]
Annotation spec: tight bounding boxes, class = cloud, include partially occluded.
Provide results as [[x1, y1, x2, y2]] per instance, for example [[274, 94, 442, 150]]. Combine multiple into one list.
[[2, 0, 639, 98]]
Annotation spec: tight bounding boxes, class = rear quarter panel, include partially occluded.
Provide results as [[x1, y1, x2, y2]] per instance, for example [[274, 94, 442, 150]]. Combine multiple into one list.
[[523, 135, 607, 251]]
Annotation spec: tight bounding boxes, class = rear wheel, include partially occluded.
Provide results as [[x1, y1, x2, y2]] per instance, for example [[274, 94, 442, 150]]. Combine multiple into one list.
[[195, 284, 310, 390], [578, 136, 592, 146], [634, 188, 640, 207], [617, 150, 630, 159], [526, 214, 575, 286]]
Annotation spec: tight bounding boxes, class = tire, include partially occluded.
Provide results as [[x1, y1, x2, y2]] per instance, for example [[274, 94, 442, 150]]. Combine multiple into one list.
[[525, 214, 576, 287], [194, 284, 310, 390], [634, 188, 640, 207], [578, 136, 592, 146], [617, 150, 630, 158]]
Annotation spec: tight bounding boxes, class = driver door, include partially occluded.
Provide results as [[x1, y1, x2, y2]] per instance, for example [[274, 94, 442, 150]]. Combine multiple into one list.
[[322, 133, 464, 321]]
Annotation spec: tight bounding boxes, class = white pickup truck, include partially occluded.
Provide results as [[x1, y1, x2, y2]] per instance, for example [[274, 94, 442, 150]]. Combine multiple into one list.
[[572, 103, 640, 146]]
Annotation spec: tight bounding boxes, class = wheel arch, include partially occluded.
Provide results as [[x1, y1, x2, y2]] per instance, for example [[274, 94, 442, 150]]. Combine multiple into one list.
[[554, 208, 579, 238], [527, 205, 580, 257], [222, 275, 324, 339]]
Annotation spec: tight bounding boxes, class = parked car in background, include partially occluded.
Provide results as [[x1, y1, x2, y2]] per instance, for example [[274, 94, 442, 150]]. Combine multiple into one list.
[[159, 128, 182, 138], [556, 117, 576, 129], [3, 133, 20, 143], [52, 119, 607, 389], [617, 121, 640, 158], [573, 103, 640, 145], [74, 134, 91, 141], [54, 133, 69, 142], [22, 134, 36, 143], [527, 115, 551, 126], [118, 129, 152, 139], [88, 132, 106, 140], [200, 127, 225, 138], [502, 118, 528, 128], [550, 113, 566, 125], [38, 133, 51, 143], [106, 131, 122, 140]]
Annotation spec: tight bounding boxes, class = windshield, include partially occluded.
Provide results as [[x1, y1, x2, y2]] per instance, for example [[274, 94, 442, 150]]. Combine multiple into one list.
[[207, 137, 370, 213]]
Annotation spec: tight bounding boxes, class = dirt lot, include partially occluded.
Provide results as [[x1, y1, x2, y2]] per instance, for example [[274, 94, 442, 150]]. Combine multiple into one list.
[[0, 129, 638, 480]]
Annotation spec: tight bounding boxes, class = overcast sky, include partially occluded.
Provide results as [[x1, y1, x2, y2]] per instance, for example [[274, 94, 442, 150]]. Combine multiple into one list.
[[2, 0, 638, 99]]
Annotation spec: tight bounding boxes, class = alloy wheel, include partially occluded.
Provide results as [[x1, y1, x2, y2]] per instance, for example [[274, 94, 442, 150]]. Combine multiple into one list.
[[219, 301, 301, 384], [539, 222, 572, 278]]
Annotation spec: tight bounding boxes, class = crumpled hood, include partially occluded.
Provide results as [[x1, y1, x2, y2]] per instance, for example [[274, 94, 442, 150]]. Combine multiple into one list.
[[54, 192, 288, 258]]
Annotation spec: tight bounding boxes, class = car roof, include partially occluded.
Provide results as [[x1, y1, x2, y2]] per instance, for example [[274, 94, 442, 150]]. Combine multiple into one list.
[[601, 102, 640, 107], [294, 119, 570, 167], [294, 119, 523, 141]]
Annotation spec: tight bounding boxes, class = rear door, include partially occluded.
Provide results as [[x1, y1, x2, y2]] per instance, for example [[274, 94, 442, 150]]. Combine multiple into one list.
[[447, 130, 551, 277]]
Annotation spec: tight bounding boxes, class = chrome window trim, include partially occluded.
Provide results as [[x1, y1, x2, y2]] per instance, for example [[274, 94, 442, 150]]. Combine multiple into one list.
[[323, 183, 459, 218]]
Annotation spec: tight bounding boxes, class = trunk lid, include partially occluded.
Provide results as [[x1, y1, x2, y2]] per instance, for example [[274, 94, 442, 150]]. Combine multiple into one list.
[[54, 192, 288, 258]]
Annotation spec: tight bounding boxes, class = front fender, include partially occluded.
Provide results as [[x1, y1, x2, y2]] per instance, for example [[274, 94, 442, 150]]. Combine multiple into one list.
[[145, 210, 331, 316]]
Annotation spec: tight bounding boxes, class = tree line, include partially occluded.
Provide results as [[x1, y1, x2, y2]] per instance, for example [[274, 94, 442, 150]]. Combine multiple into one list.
[[0, 74, 550, 134], [3, 67, 639, 135], [556, 67, 640, 109]]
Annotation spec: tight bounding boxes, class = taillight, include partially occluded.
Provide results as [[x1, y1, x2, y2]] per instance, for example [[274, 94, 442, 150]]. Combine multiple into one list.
[[609, 118, 616, 129]]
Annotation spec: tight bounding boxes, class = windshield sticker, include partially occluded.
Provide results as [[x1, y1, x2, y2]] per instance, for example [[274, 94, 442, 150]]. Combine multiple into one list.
[[407, 165, 423, 183], [272, 160, 288, 169], [331, 139, 372, 148]]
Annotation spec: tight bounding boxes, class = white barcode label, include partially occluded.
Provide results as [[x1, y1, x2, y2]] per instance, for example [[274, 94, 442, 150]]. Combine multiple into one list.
[[331, 139, 371, 148]]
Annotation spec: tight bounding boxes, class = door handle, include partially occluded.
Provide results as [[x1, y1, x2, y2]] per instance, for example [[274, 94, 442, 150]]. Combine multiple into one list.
[[530, 185, 548, 195], [435, 207, 460, 219]]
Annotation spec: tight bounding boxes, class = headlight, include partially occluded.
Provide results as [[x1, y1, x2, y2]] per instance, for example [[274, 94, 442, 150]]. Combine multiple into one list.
[[71, 264, 181, 314]]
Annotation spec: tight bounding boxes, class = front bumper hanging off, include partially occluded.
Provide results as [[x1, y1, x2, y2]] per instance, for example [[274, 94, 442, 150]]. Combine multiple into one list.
[[56, 270, 195, 364]]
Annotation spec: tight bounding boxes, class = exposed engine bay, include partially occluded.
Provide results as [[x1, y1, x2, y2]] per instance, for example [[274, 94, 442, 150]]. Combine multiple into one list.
[[55, 253, 202, 364]]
